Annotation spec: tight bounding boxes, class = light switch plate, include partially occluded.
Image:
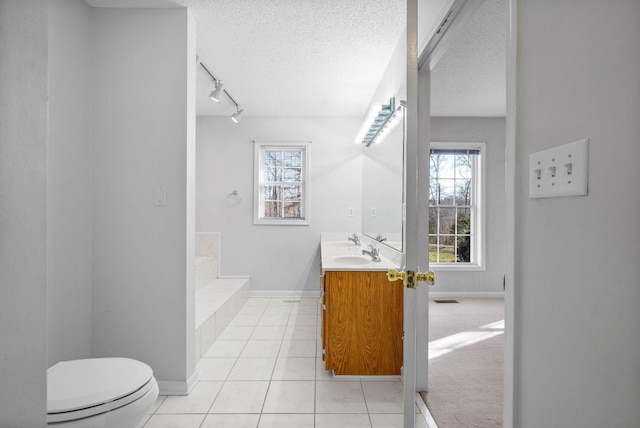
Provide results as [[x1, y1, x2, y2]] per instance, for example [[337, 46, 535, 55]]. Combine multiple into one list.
[[529, 138, 589, 199], [154, 186, 167, 206]]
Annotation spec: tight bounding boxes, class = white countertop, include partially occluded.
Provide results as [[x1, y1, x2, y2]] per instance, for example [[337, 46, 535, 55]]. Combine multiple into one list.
[[320, 233, 401, 272]]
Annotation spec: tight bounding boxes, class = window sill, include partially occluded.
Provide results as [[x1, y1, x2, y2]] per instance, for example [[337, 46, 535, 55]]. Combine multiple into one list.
[[254, 219, 310, 226], [430, 263, 485, 272]]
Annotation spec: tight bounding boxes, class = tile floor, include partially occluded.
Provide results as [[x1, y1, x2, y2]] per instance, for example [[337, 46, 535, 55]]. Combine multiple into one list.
[[139, 297, 428, 428]]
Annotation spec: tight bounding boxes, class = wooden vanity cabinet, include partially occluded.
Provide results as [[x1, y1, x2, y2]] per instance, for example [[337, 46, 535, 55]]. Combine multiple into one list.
[[321, 270, 403, 375]]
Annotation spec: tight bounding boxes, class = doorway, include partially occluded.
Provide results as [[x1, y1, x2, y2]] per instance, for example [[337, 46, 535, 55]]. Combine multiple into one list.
[[416, 0, 509, 426]]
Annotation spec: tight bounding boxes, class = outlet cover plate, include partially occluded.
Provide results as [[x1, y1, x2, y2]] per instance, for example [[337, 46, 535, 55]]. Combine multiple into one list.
[[529, 138, 589, 199]]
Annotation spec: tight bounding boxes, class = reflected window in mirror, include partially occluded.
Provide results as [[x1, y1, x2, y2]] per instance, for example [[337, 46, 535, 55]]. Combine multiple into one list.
[[254, 141, 310, 226], [429, 142, 486, 270]]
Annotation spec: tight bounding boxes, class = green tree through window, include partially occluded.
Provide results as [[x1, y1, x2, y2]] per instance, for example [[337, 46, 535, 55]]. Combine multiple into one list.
[[429, 144, 483, 266]]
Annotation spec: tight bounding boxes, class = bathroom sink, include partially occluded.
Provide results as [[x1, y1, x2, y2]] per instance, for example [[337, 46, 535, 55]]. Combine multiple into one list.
[[325, 241, 355, 248], [333, 256, 372, 266]]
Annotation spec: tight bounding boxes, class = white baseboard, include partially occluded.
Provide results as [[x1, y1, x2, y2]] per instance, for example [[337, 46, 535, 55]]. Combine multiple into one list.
[[157, 371, 200, 396], [429, 291, 504, 299], [248, 290, 321, 298], [246, 290, 502, 300]]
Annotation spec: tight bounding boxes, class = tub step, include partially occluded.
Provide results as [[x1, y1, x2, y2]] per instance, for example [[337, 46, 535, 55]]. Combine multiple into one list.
[[195, 278, 249, 361]]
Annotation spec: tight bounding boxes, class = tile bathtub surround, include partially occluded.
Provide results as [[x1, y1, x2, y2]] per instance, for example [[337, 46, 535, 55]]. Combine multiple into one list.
[[142, 297, 428, 428], [194, 231, 251, 361], [195, 232, 220, 259], [195, 232, 219, 291]]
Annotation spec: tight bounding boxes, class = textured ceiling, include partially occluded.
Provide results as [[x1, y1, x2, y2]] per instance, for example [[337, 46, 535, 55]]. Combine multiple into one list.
[[87, 0, 406, 117], [430, 0, 506, 117], [85, 0, 505, 118], [191, 0, 407, 117]]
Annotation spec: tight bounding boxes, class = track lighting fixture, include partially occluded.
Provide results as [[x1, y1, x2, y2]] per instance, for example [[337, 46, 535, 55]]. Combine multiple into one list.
[[209, 81, 224, 103], [199, 58, 244, 124], [230, 107, 243, 124]]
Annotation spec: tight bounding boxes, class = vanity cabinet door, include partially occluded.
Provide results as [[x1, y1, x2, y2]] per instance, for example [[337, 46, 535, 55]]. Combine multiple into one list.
[[324, 271, 403, 375]]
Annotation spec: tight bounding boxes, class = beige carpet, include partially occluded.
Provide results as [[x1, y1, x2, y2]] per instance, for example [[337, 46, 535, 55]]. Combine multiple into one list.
[[420, 298, 504, 427]]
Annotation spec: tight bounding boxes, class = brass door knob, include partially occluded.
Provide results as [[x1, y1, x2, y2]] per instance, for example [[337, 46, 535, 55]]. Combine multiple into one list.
[[387, 268, 435, 289], [386, 268, 406, 282], [416, 271, 435, 285]]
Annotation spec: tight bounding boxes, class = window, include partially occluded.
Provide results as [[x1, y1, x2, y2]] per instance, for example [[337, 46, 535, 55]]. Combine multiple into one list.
[[254, 141, 310, 225], [429, 142, 485, 269]]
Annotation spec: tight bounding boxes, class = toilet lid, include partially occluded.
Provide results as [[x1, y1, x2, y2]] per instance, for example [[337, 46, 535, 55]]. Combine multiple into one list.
[[47, 357, 154, 414]]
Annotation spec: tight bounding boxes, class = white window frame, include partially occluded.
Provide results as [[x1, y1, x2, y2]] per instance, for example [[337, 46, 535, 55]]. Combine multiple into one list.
[[253, 141, 310, 226], [429, 141, 486, 271]]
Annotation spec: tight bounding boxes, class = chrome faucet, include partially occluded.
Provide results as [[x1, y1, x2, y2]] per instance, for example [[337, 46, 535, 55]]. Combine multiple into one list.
[[374, 234, 387, 243], [348, 233, 361, 246], [362, 244, 381, 262]]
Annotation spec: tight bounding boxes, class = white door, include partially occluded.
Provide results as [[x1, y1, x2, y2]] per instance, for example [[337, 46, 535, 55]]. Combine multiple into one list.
[[400, 1, 431, 427]]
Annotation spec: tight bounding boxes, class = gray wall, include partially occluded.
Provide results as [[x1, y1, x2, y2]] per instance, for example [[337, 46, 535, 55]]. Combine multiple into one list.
[[196, 116, 363, 293], [515, 0, 640, 426], [47, 0, 93, 366], [430, 117, 506, 295], [91, 8, 197, 392], [0, 1, 49, 426]]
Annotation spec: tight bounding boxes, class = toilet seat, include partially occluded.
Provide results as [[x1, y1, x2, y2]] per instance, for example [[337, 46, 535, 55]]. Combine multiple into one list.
[[47, 358, 155, 424]]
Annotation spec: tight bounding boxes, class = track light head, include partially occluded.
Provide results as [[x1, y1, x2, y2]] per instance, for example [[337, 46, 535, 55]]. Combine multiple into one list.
[[209, 81, 224, 103], [230, 108, 243, 124]]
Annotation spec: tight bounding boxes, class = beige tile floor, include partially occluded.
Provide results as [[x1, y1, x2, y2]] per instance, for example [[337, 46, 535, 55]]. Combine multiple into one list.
[[139, 297, 428, 428]]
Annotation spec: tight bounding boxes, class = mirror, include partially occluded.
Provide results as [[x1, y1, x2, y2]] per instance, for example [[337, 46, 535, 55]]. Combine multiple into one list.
[[362, 108, 405, 252]]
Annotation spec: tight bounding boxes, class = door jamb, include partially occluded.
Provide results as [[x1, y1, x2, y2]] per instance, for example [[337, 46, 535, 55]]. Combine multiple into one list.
[[504, 0, 517, 426]]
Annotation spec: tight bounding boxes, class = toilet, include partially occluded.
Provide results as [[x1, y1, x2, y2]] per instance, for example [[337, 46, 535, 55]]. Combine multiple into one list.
[[47, 358, 159, 427]]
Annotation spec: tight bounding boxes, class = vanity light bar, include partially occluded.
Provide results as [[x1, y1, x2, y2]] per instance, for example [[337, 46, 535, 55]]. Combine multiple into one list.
[[355, 98, 395, 146], [373, 100, 406, 145]]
